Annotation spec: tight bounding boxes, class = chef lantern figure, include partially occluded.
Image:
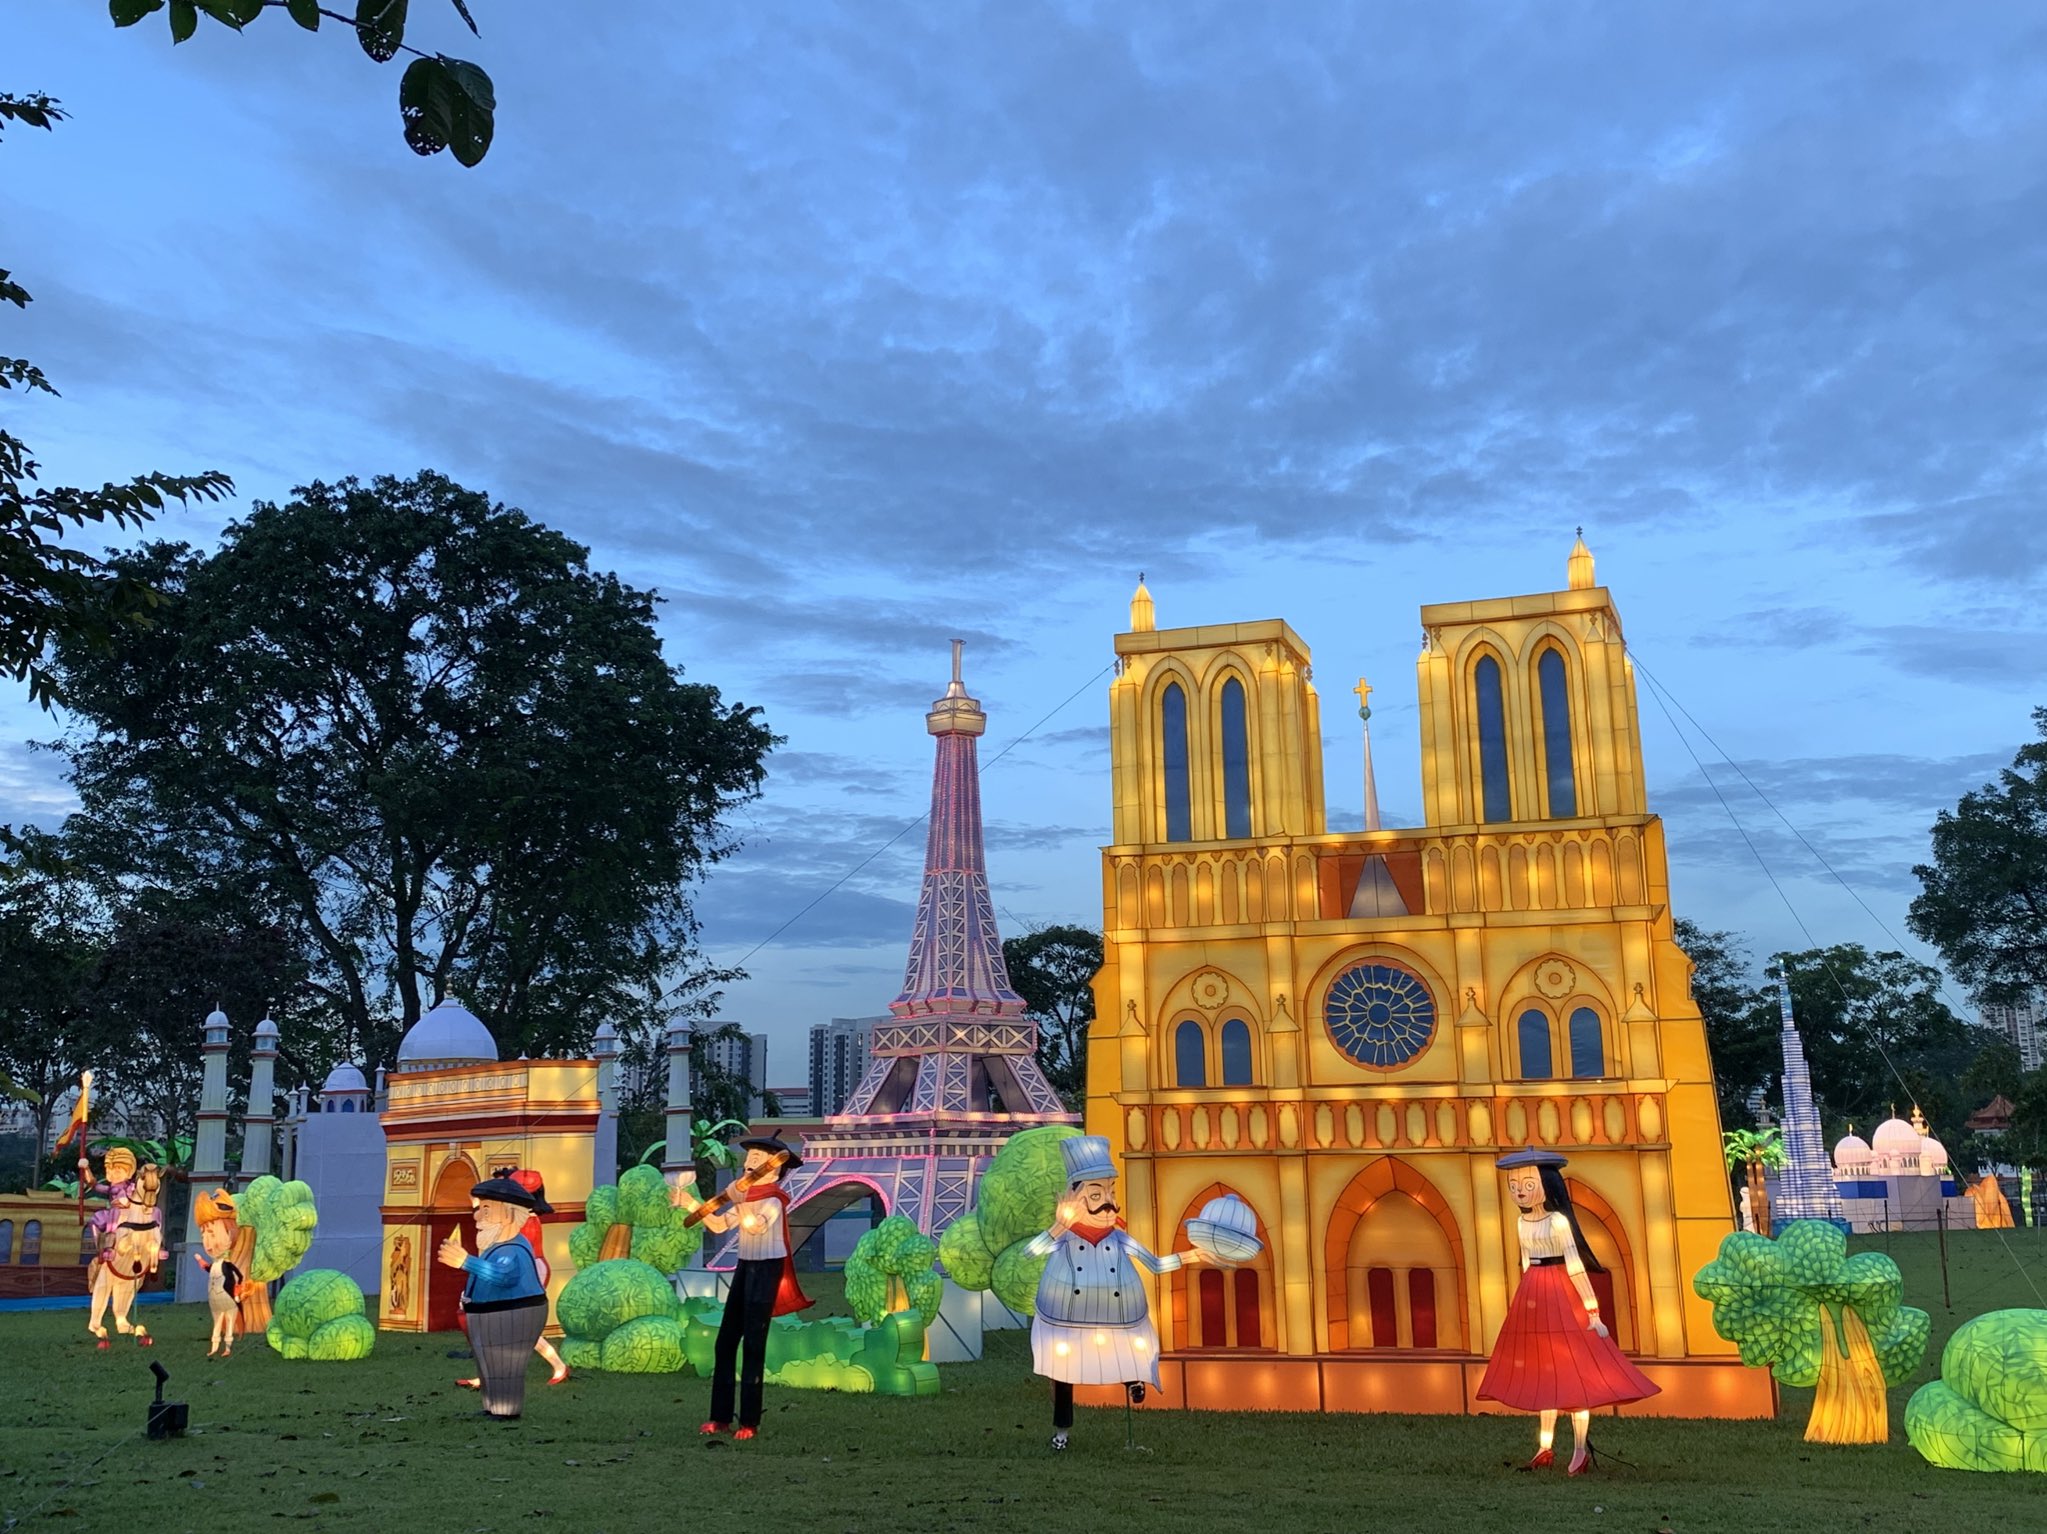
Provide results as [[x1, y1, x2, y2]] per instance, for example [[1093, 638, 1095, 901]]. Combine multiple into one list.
[[1028, 1135, 1243, 1451], [1476, 1149, 1659, 1474], [437, 1172, 553, 1420]]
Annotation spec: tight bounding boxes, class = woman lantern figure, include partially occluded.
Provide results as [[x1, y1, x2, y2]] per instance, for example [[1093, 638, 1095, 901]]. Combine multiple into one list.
[[1477, 1149, 1659, 1474]]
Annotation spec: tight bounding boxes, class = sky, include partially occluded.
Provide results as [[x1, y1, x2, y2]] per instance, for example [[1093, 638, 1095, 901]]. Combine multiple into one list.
[[6, 2, 2045, 1086]]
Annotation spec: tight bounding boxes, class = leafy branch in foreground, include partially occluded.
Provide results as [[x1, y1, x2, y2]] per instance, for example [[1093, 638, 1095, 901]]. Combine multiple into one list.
[[109, 0, 497, 166]]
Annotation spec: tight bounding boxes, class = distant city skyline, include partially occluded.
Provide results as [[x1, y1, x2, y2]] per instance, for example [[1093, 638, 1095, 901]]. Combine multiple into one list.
[[8, 5, 2043, 1082]]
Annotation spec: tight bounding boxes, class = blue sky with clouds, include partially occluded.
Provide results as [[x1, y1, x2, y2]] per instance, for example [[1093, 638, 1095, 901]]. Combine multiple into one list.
[[8, 2, 2044, 1082]]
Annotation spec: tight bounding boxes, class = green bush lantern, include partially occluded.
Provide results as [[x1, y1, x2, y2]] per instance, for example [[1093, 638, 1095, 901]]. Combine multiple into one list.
[[935, 1124, 1081, 1313], [555, 1258, 688, 1373], [1907, 1310, 2047, 1471], [266, 1270, 375, 1361]]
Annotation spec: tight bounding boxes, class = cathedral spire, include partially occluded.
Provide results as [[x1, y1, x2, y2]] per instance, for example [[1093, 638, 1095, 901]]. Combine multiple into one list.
[[1130, 573, 1156, 633], [1354, 677, 1382, 832], [893, 643, 1025, 1017], [1567, 526, 1596, 590]]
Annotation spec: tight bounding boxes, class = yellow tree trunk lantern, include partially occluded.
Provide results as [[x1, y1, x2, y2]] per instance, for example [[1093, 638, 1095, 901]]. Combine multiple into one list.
[[1694, 1220, 1929, 1444]]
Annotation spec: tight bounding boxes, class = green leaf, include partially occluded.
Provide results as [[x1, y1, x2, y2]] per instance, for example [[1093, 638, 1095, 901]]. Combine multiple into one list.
[[193, 0, 253, 27], [355, 0, 407, 63], [448, 0, 479, 37], [286, 0, 320, 28], [109, 0, 166, 26], [439, 56, 494, 167], [399, 56, 451, 157], [169, 1, 198, 43]]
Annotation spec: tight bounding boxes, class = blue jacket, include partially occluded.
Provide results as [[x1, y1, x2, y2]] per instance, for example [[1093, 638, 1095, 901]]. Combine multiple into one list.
[[462, 1238, 543, 1306]]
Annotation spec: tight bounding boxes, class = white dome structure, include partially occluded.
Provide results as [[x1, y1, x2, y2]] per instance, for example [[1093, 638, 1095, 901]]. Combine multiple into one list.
[[395, 999, 498, 1072], [1832, 1130, 1871, 1174], [1920, 1136, 1949, 1174], [321, 1062, 367, 1094], [317, 1062, 371, 1112]]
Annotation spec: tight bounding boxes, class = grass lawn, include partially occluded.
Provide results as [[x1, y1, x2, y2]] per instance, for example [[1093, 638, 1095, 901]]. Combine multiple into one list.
[[3, 1230, 2044, 1533]]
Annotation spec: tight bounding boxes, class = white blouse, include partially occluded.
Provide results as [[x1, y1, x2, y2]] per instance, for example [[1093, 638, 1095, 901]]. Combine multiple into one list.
[[1516, 1211, 1586, 1275]]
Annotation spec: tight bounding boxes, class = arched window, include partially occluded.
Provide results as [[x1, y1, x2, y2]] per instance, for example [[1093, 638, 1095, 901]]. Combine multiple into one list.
[[1220, 1018, 1253, 1086], [1233, 1269, 1262, 1348], [0, 1219, 12, 1263], [1569, 1006, 1604, 1078], [1538, 648, 1577, 817], [1517, 1008, 1552, 1080], [1408, 1270, 1438, 1348], [20, 1220, 40, 1264], [341, 1099, 356, 1113], [1473, 655, 1511, 821], [1175, 1019, 1207, 1087], [1220, 677, 1251, 839], [1161, 683, 1191, 842]]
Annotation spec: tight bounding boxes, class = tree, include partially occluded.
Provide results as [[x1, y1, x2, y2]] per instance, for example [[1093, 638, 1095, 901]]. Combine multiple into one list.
[[1002, 924, 1101, 1106], [237, 1173, 319, 1335], [1767, 945, 1986, 1140], [1675, 918, 1773, 1128], [1722, 1127, 1785, 1234], [108, 0, 497, 167], [50, 472, 776, 1074], [1693, 1220, 1930, 1444], [1961, 1039, 2024, 1113], [567, 1164, 702, 1273], [844, 1214, 942, 1327], [1, 95, 232, 738], [1910, 709, 2047, 1006], [0, 866, 109, 1184], [77, 903, 307, 1172], [935, 1124, 1080, 1313]]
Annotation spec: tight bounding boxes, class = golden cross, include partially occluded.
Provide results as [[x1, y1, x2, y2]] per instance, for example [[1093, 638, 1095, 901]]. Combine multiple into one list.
[[1353, 677, 1372, 719]]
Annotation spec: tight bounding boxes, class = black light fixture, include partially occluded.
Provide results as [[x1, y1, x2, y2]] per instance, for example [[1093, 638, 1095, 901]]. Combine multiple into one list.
[[146, 1360, 187, 1440]]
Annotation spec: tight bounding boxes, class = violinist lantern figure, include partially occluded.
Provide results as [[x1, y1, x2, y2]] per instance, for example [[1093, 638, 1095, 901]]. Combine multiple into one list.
[[686, 1134, 812, 1441], [1028, 1135, 1234, 1452], [1476, 1150, 1659, 1474]]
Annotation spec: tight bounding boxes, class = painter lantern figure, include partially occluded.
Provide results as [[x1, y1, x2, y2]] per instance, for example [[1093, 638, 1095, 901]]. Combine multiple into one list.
[[437, 1173, 552, 1419], [1476, 1149, 1659, 1475]]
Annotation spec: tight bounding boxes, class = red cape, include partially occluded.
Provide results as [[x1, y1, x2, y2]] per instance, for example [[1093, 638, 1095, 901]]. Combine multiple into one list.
[[743, 1185, 813, 1316]]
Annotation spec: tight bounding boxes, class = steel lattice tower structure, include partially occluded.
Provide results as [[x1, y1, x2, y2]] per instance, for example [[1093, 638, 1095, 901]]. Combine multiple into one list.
[[1771, 967, 1844, 1223], [734, 643, 1078, 1255]]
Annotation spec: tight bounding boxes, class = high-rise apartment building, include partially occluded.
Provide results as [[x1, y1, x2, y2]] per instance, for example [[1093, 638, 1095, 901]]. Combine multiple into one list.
[[696, 1027, 769, 1119], [1983, 993, 2044, 1073], [809, 1016, 885, 1116]]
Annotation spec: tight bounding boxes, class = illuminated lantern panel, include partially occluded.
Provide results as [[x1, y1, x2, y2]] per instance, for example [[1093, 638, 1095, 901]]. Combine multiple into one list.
[[1086, 545, 1769, 1417]]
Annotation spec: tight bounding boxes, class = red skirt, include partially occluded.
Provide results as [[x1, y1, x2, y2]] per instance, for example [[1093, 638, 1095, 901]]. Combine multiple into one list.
[[1476, 1264, 1660, 1411]]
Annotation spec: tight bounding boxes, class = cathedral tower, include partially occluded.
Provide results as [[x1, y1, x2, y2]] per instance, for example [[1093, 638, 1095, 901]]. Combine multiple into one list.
[[1086, 539, 1764, 1418]]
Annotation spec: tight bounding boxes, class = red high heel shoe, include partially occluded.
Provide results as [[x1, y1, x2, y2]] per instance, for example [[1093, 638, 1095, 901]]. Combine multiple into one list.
[[699, 1421, 727, 1436], [733, 1426, 758, 1442], [1567, 1443, 1595, 1477], [456, 1377, 481, 1389], [1520, 1447, 1555, 1471], [547, 1364, 571, 1386]]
